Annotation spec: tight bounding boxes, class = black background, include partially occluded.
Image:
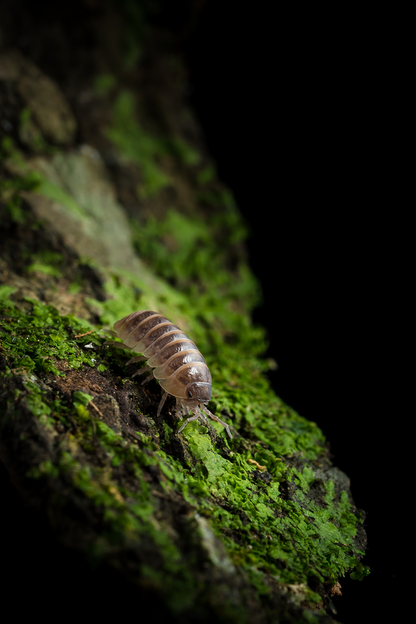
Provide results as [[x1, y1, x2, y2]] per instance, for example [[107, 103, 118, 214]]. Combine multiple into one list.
[[183, 2, 400, 622]]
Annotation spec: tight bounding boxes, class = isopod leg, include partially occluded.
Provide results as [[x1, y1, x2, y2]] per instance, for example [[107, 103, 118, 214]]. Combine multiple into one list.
[[103, 340, 132, 350], [141, 371, 154, 386], [126, 355, 147, 366], [130, 365, 155, 386], [175, 398, 190, 420], [132, 365, 152, 378], [201, 405, 233, 439], [157, 392, 168, 418], [178, 413, 200, 434], [177, 406, 210, 434]]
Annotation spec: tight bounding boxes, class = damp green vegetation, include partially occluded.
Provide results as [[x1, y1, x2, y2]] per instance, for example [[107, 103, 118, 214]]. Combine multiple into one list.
[[35, 175, 87, 218], [132, 204, 251, 293], [0, 147, 42, 223], [105, 90, 201, 198], [1, 136, 86, 219], [106, 90, 171, 198], [179, 422, 366, 588], [129, 202, 260, 381], [26, 251, 64, 278], [0, 297, 105, 377], [18, 107, 51, 153]]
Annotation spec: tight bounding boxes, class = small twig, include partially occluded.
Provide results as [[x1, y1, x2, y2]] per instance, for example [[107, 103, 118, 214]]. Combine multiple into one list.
[[89, 400, 104, 418], [74, 330, 95, 338], [247, 459, 267, 471]]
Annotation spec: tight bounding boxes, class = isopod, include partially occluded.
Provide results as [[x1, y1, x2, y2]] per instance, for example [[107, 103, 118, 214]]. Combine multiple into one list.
[[107, 310, 232, 438]]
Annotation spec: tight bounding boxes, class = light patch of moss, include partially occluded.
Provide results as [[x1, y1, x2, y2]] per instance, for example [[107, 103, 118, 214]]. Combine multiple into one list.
[[35, 176, 87, 219], [1, 136, 86, 219], [0, 286, 17, 303], [68, 279, 82, 294], [73, 391, 94, 406], [27, 263, 61, 277]]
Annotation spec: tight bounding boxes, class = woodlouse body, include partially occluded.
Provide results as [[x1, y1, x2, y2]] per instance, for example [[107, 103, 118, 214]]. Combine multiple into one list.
[[108, 310, 232, 437]]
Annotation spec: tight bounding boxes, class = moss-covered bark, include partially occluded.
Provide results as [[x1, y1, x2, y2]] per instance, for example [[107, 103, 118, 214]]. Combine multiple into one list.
[[0, 3, 368, 622]]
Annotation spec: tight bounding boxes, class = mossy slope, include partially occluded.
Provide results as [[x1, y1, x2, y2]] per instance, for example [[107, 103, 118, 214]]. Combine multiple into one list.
[[0, 12, 367, 623]]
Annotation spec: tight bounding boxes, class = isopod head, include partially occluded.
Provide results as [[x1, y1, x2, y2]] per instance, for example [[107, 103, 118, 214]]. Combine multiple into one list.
[[185, 381, 212, 406]]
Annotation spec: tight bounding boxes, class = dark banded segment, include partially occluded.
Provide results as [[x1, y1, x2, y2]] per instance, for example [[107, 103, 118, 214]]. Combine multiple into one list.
[[147, 339, 199, 367], [159, 361, 212, 393], [140, 326, 182, 354], [153, 350, 206, 380], [113, 310, 155, 342]]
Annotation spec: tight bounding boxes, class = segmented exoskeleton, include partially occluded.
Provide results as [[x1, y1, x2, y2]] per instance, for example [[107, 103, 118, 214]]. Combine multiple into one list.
[[106, 310, 232, 437]]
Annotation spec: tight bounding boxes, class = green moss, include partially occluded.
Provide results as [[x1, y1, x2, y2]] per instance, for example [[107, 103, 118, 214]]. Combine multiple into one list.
[[1, 136, 27, 169], [0, 299, 104, 377], [174, 422, 365, 588], [35, 176, 87, 219], [105, 90, 203, 198], [165, 137, 201, 166], [196, 165, 216, 186], [27, 251, 64, 278], [0, 286, 17, 303], [68, 279, 82, 294], [350, 562, 370, 581], [18, 107, 50, 152], [106, 91, 170, 198], [1, 137, 85, 219], [0, 150, 42, 224], [94, 73, 117, 97], [19, 106, 31, 130], [130, 207, 261, 358], [73, 391, 94, 406]]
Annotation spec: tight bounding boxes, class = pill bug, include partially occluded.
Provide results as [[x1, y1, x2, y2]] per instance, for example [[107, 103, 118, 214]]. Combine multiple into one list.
[[107, 310, 232, 438]]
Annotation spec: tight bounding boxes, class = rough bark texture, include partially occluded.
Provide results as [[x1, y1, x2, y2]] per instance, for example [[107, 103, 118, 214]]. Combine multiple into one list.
[[0, 2, 368, 622]]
